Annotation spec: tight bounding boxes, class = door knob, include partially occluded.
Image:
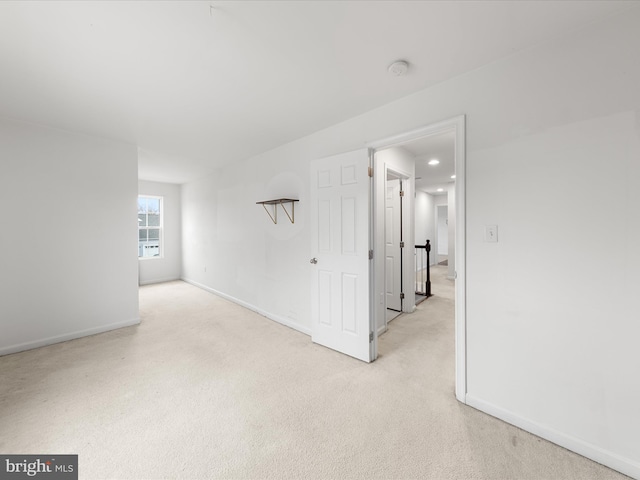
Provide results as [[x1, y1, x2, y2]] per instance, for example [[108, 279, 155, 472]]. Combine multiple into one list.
[[310, 258, 318, 264]]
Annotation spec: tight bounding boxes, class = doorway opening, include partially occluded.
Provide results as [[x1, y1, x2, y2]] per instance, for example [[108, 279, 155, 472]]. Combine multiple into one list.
[[368, 115, 466, 403], [385, 171, 407, 325]]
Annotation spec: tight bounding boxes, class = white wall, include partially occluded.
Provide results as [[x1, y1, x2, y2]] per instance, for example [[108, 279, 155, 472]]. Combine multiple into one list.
[[434, 195, 448, 207], [138, 180, 182, 285], [181, 8, 640, 477], [437, 205, 448, 255], [0, 118, 139, 355], [446, 184, 456, 279], [434, 195, 448, 264], [414, 191, 436, 266], [182, 162, 310, 334]]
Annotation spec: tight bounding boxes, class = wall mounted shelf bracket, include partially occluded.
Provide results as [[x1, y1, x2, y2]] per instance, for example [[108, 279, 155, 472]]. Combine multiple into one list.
[[256, 198, 299, 224]]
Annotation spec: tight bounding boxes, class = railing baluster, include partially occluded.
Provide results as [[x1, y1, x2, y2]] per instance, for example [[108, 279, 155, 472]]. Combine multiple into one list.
[[425, 239, 431, 297], [414, 239, 432, 299]]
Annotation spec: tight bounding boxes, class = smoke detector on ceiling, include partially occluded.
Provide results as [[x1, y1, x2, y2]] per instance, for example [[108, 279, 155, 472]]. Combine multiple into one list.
[[388, 60, 409, 76]]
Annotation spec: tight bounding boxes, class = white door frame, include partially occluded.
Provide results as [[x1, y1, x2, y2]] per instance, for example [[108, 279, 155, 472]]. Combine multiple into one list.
[[371, 152, 415, 342], [380, 169, 411, 336], [367, 115, 467, 403], [384, 175, 403, 313]]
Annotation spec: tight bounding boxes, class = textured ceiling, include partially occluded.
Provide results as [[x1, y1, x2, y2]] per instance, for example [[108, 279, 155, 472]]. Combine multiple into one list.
[[404, 132, 456, 195], [0, 1, 633, 183]]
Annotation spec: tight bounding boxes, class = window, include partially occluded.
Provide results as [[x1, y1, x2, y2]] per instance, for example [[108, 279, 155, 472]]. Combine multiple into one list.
[[138, 196, 162, 258]]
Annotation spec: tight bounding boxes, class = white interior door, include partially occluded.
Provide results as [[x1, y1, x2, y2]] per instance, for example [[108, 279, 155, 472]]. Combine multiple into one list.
[[310, 149, 371, 362], [385, 178, 402, 311]]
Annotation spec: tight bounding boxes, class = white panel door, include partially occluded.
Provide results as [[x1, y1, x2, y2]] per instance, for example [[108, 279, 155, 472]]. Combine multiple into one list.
[[310, 149, 371, 362], [385, 178, 402, 311]]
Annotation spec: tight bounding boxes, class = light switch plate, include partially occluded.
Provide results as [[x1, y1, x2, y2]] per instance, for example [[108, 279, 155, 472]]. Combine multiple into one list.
[[485, 225, 498, 242]]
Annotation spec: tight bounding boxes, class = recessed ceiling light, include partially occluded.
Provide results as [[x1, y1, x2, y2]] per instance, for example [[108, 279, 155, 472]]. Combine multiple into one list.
[[388, 60, 409, 76], [437, 188, 444, 192], [428, 159, 439, 165], [451, 175, 456, 179]]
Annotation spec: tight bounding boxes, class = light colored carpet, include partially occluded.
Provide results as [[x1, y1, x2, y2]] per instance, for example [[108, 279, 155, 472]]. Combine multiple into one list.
[[0, 266, 628, 479]]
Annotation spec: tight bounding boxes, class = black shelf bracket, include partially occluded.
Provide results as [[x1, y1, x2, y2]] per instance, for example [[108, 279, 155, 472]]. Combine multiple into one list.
[[256, 198, 299, 224]]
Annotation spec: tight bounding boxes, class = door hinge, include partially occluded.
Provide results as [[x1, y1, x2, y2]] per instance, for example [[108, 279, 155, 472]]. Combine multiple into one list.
[[369, 332, 374, 342], [368, 166, 373, 177], [368, 250, 373, 260], [399, 190, 405, 197], [399, 241, 405, 248], [400, 292, 405, 300]]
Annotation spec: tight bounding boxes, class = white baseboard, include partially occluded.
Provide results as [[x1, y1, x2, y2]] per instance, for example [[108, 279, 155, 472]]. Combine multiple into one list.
[[181, 277, 312, 337], [0, 318, 141, 357], [465, 395, 640, 479], [139, 276, 180, 286]]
